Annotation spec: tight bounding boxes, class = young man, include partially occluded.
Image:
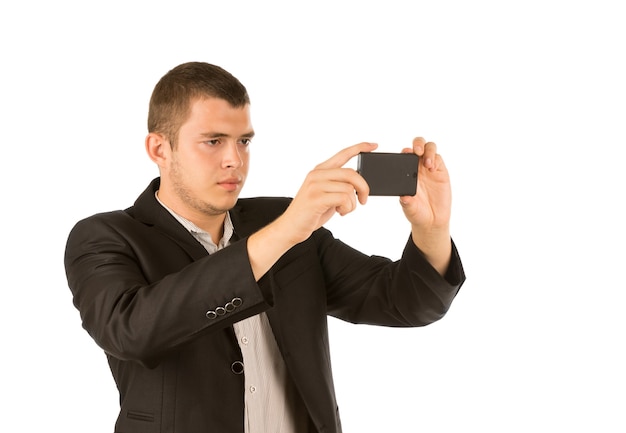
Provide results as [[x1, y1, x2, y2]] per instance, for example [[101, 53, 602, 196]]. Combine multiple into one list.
[[64, 62, 465, 433]]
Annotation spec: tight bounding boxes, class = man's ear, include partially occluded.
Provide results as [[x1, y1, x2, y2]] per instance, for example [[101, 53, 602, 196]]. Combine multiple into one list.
[[145, 133, 169, 168]]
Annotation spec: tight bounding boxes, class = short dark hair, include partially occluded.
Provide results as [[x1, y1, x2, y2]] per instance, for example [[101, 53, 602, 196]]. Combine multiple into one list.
[[147, 62, 250, 147]]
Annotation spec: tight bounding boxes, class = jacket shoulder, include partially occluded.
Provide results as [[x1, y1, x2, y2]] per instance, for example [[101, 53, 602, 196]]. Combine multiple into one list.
[[68, 209, 138, 236], [234, 197, 292, 222]]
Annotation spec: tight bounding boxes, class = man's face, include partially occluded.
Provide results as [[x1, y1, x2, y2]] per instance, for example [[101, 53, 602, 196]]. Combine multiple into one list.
[[163, 97, 253, 218]]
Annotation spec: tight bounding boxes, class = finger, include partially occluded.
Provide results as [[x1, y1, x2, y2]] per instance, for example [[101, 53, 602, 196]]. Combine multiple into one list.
[[334, 191, 358, 216], [312, 168, 370, 205], [311, 191, 357, 217], [323, 168, 370, 204], [315, 142, 378, 170], [399, 195, 414, 206], [412, 137, 427, 156], [311, 180, 359, 216], [422, 141, 438, 170], [433, 153, 447, 172], [354, 175, 370, 205]]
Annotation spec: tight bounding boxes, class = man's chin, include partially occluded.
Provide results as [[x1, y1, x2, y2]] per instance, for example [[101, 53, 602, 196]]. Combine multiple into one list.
[[204, 197, 239, 215]]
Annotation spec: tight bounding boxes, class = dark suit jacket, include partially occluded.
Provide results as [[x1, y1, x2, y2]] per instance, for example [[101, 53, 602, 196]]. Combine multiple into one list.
[[64, 178, 465, 433]]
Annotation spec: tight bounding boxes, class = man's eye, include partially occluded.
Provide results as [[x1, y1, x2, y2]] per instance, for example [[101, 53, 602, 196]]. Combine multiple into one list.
[[205, 139, 220, 146], [240, 138, 252, 146]]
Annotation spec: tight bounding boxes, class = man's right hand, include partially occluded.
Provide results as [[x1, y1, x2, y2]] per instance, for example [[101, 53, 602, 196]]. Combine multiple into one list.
[[280, 141, 377, 243], [246, 142, 377, 280]]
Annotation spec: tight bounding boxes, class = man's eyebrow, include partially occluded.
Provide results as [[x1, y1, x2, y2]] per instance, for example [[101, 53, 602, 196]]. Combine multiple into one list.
[[199, 131, 255, 138]]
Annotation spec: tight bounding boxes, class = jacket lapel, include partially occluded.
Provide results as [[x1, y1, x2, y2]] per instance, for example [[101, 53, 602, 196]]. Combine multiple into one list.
[[131, 178, 208, 261], [131, 178, 267, 261]]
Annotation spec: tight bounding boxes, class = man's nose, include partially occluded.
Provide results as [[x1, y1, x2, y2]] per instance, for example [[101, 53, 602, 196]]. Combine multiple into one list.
[[222, 142, 243, 169]]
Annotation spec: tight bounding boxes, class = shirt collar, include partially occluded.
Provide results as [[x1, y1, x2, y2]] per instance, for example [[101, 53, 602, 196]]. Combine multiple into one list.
[[155, 191, 234, 250]]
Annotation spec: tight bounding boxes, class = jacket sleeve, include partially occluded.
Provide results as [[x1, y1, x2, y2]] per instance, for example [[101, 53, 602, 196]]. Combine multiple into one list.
[[314, 227, 465, 327], [64, 212, 273, 367]]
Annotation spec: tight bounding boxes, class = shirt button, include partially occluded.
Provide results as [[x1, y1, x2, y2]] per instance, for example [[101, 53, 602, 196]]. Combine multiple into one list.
[[241, 336, 249, 345], [250, 386, 257, 394]]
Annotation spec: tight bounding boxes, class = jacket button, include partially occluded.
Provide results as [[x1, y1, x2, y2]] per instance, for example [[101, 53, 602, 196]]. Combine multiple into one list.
[[206, 310, 217, 320], [232, 297, 243, 307], [231, 361, 244, 374], [216, 306, 226, 316]]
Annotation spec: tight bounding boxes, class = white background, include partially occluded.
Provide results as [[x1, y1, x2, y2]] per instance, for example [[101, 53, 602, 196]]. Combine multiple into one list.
[[2, 1, 625, 432]]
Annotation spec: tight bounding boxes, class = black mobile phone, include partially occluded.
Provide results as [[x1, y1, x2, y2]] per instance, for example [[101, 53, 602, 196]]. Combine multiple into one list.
[[357, 152, 419, 196]]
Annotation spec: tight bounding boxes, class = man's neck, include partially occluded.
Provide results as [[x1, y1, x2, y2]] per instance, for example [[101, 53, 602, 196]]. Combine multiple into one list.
[[156, 190, 227, 244]]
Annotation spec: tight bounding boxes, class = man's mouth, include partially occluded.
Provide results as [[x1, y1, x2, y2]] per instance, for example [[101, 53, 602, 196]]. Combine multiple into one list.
[[218, 177, 242, 192]]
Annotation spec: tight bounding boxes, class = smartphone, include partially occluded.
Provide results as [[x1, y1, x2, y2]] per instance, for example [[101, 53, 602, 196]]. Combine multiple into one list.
[[357, 152, 419, 196]]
